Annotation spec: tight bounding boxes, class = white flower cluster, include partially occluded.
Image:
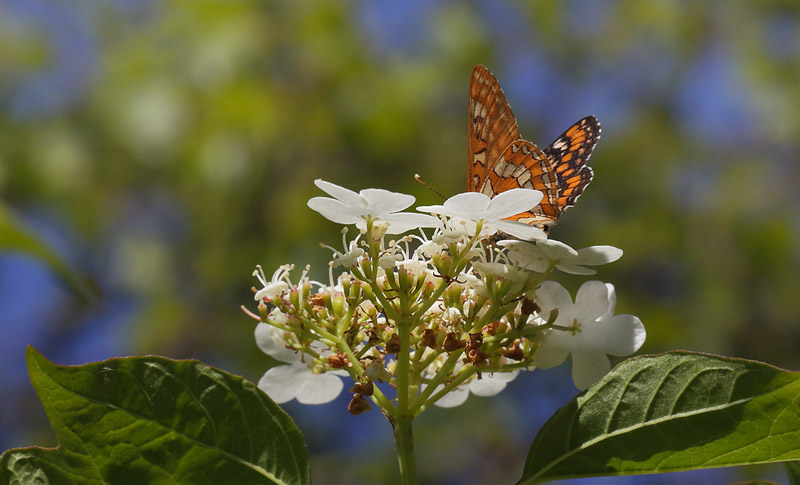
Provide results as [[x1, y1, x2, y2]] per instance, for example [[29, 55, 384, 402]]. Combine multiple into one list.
[[248, 179, 645, 415]]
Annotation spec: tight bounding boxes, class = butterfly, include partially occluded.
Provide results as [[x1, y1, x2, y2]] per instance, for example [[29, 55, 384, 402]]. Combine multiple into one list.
[[467, 65, 601, 233]]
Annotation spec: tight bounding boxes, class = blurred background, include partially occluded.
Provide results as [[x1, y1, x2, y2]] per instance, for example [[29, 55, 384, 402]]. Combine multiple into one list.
[[1, 1, 799, 483]]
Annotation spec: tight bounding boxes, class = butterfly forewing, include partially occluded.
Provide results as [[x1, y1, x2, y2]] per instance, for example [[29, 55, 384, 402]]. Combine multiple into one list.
[[467, 65, 521, 193], [466, 65, 601, 232]]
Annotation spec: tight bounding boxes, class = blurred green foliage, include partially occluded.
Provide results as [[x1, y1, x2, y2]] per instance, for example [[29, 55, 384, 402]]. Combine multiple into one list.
[[1, 1, 799, 483]]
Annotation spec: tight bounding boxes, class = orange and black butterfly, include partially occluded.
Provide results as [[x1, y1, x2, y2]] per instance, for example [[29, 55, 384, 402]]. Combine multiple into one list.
[[467, 65, 600, 233]]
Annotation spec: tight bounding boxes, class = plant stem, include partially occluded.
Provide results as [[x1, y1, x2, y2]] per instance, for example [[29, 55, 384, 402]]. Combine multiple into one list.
[[392, 414, 418, 485]]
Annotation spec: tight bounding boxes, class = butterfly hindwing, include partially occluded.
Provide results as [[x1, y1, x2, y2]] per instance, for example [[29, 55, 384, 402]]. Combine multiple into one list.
[[467, 65, 521, 193], [542, 115, 600, 218]]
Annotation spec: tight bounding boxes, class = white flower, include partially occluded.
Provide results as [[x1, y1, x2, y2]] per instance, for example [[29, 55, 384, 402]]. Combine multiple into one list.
[[255, 322, 345, 404], [253, 264, 292, 301], [417, 189, 546, 241], [307, 179, 440, 234], [500, 239, 623, 275], [428, 370, 520, 408], [472, 261, 529, 283], [533, 281, 645, 390]]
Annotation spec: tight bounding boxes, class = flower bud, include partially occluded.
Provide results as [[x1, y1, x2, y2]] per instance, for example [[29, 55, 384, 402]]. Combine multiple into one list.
[[359, 257, 373, 279], [443, 332, 466, 352], [258, 300, 269, 321], [385, 334, 401, 354], [421, 280, 435, 301], [332, 292, 346, 316], [308, 291, 324, 310], [397, 266, 410, 292], [430, 253, 445, 275], [467, 333, 483, 351], [365, 359, 392, 382], [360, 281, 374, 301], [420, 329, 437, 349], [348, 278, 361, 299], [466, 348, 488, 366], [327, 352, 349, 368], [445, 285, 462, 308], [348, 394, 372, 415], [481, 321, 500, 336], [301, 280, 312, 301], [501, 340, 524, 361], [521, 297, 540, 316], [350, 381, 374, 396]]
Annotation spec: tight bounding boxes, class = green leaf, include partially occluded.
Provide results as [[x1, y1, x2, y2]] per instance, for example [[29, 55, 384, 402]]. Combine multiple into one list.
[[520, 351, 800, 484], [0, 347, 310, 485], [0, 202, 97, 301]]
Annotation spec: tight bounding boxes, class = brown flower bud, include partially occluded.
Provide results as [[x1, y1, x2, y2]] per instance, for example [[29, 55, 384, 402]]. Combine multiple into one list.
[[501, 340, 524, 361], [308, 292, 325, 308], [521, 297, 540, 315], [327, 352, 349, 368], [348, 394, 372, 415], [481, 321, 500, 336], [443, 332, 466, 352], [466, 333, 483, 351], [385, 334, 401, 354], [349, 381, 374, 396], [466, 348, 488, 366], [420, 329, 437, 349]]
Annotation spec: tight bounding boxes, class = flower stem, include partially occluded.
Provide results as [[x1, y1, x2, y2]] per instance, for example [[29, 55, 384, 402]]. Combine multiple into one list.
[[392, 414, 418, 485]]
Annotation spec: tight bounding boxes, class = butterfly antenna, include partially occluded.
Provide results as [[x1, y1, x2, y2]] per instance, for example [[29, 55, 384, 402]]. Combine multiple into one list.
[[414, 174, 446, 200]]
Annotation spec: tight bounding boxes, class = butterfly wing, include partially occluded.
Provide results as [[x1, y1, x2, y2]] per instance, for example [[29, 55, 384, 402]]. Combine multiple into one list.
[[480, 140, 559, 229], [467, 65, 520, 192], [540, 115, 600, 225]]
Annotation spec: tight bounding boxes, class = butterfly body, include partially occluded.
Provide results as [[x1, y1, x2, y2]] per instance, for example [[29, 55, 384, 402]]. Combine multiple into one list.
[[467, 65, 601, 233]]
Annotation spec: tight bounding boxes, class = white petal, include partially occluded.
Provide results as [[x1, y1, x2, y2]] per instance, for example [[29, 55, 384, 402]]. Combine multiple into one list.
[[483, 188, 543, 220], [574, 281, 612, 322], [472, 261, 508, 277], [536, 239, 578, 260], [602, 283, 617, 319], [518, 258, 550, 273], [535, 281, 573, 317], [359, 188, 415, 214], [432, 385, 470, 408], [554, 263, 597, 275], [293, 372, 345, 405], [596, 314, 646, 356], [423, 192, 491, 219], [502, 241, 551, 272], [573, 245, 623, 266], [490, 220, 546, 240], [533, 340, 569, 369], [415, 203, 446, 214], [254, 323, 298, 363], [571, 351, 611, 390], [254, 281, 289, 300], [314, 179, 363, 208], [257, 365, 305, 403], [469, 370, 519, 397], [382, 212, 441, 234], [307, 197, 364, 224]]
